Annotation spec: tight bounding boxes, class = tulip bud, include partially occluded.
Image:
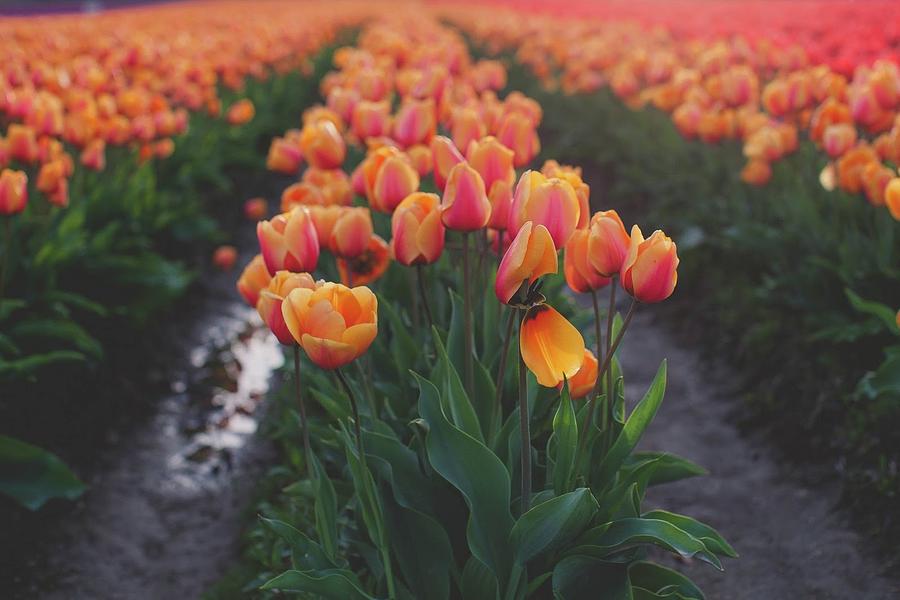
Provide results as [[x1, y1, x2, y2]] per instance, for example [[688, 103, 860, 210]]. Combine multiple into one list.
[[300, 120, 346, 169], [823, 123, 857, 159], [406, 144, 433, 176], [7, 124, 38, 163], [562, 349, 599, 400], [441, 162, 491, 231], [281, 282, 378, 369], [244, 197, 268, 221], [266, 136, 304, 175], [281, 182, 326, 212], [371, 153, 420, 213], [621, 225, 679, 303], [495, 221, 557, 304], [257, 207, 320, 275], [236, 254, 272, 307], [740, 159, 772, 186], [496, 112, 540, 167], [226, 99, 255, 126], [564, 229, 610, 293], [352, 100, 391, 142], [391, 192, 445, 266], [487, 178, 513, 231], [393, 98, 436, 148], [258, 271, 318, 345], [466, 136, 516, 196], [330, 207, 374, 258], [451, 107, 487, 155], [587, 210, 631, 278], [0, 169, 28, 215], [430, 135, 464, 191], [520, 304, 585, 387], [508, 171, 579, 247], [80, 139, 106, 171]]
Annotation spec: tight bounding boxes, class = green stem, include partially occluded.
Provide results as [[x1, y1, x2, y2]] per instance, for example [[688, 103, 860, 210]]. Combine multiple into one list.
[[336, 367, 365, 465], [408, 267, 421, 331], [382, 545, 397, 599], [605, 283, 617, 437], [518, 308, 531, 514], [495, 307, 516, 412], [462, 232, 474, 396], [416, 264, 435, 331], [0, 217, 10, 300], [294, 346, 313, 481]]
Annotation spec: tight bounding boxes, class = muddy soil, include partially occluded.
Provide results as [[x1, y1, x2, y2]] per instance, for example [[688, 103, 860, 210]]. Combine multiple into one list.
[[618, 304, 900, 599]]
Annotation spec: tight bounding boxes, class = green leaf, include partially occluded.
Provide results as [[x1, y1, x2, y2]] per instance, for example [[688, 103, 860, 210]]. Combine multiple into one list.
[[11, 318, 103, 360], [629, 561, 705, 600], [0, 435, 85, 510], [641, 510, 737, 558], [552, 383, 578, 496], [258, 516, 338, 571], [447, 289, 468, 370], [591, 361, 667, 491], [414, 373, 514, 585], [845, 288, 899, 334], [626, 452, 707, 486], [380, 294, 420, 374], [312, 453, 339, 560], [431, 328, 484, 443], [260, 569, 375, 599], [552, 555, 632, 600], [0, 350, 87, 378], [460, 556, 500, 600], [510, 488, 598, 564], [571, 518, 723, 570]]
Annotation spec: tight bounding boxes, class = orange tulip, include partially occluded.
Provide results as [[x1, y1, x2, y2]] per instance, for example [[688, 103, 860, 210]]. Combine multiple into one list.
[[327, 87, 361, 124], [281, 182, 326, 211], [496, 112, 540, 167], [520, 304, 585, 388], [836, 143, 879, 194], [236, 254, 272, 307], [562, 349, 599, 399], [330, 207, 374, 258], [508, 170, 580, 247], [7, 124, 39, 163], [257, 207, 320, 275], [406, 144, 433, 176], [244, 197, 268, 221], [392, 98, 436, 148], [451, 107, 487, 155], [300, 120, 346, 169], [621, 225, 679, 303], [823, 123, 857, 159], [337, 234, 391, 286], [257, 271, 318, 345], [541, 161, 590, 229], [266, 135, 304, 175], [430, 135, 465, 191], [740, 159, 772, 186], [308, 205, 344, 246], [213, 245, 238, 271], [495, 221, 557, 304], [370, 152, 420, 213], [466, 136, 516, 198], [487, 178, 513, 231], [564, 229, 610, 293], [861, 162, 894, 207], [80, 139, 106, 171], [391, 192, 445, 266], [352, 100, 391, 142], [303, 168, 353, 206], [587, 210, 631, 278], [281, 281, 378, 370], [885, 178, 900, 220], [440, 162, 491, 231], [226, 99, 255, 125], [0, 169, 28, 215]]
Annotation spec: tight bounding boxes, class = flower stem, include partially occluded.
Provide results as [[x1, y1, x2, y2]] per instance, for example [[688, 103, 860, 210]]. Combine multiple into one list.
[[0, 217, 11, 300], [408, 268, 421, 331], [604, 283, 617, 434], [336, 367, 365, 464], [293, 345, 313, 481], [518, 308, 531, 514], [415, 264, 434, 331], [462, 231, 474, 396], [495, 307, 516, 412]]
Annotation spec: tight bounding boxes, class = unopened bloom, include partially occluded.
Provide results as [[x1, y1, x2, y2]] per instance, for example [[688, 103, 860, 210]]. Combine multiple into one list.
[[391, 192, 445, 266], [740, 159, 772, 186], [467, 136, 516, 197], [330, 207, 374, 258], [564, 229, 610, 293], [441, 162, 491, 231], [587, 210, 631, 277], [281, 281, 378, 369], [351, 100, 391, 141], [621, 225, 679, 303], [823, 123, 857, 159], [0, 169, 28, 215], [257, 207, 320, 275], [244, 197, 268, 221], [236, 254, 271, 307], [496, 112, 540, 167], [508, 170, 580, 247], [520, 304, 585, 387], [451, 107, 487, 155], [266, 134, 304, 174], [369, 151, 420, 213], [885, 178, 900, 220], [430, 135, 464, 191], [495, 221, 557, 304], [300, 120, 346, 169], [392, 98, 436, 148], [281, 182, 326, 212], [213, 245, 238, 271], [257, 271, 318, 345], [563, 349, 599, 399], [80, 139, 106, 171], [226, 99, 255, 125]]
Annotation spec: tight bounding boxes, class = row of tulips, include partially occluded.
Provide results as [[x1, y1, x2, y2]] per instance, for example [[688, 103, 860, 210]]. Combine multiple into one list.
[[230, 16, 729, 600], [438, 0, 900, 219]]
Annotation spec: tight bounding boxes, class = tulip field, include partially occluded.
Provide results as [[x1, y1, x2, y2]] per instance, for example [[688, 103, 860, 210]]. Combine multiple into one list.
[[2, 1, 900, 598]]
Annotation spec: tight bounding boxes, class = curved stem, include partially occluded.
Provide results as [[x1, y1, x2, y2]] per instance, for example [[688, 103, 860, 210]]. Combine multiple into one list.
[[336, 367, 365, 464], [518, 308, 531, 514], [415, 264, 435, 331], [294, 346, 313, 481], [494, 307, 516, 412], [462, 232, 474, 396]]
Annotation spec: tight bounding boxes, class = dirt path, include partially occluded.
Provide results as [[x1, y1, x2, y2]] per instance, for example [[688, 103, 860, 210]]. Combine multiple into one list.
[[618, 305, 899, 599]]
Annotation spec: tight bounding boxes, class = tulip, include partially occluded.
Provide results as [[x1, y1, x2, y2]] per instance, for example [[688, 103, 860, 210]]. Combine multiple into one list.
[[281, 281, 378, 370], [587, 210, 631, 278], [564, 229, 610, 293], [300, 120, 346, 169], [371, 153, 420, 213], [861, 162, 894, 207], [327, 87, 360, 124], [563, 349, 599, 399], [440, 162, 491, 231], [621, 225, 679, 303], [0, 169, 28, 215], [303, 168, 353, 206], [351, 100, 391, 141], [391, 192, 445, 266], [266, 135, 304, 175], [7, 124, 38, 163], [885, 178, 900, 220], [281, 182, 326, 212], [406, 144, 433, 176], [520, 304, 585, 387], [430, 135, 465, 191], [496, 112, 540, 167], [467, 136, 516, 196], [243, 197, 268, 221], [257, 271, 318, 345], [740, 159, 772, 186], [542, 161, 590, 229], [508, 170, 580, 247], [392, 98, 436, 148], [226, 99, 255, 125], [495, 221, 557, 304], [302, 106, 344, 132], [257, 207, 320, 275], [451, 107, 487, 155], [330, 207, 374, 258], [80, 139, 106, 171], [337, 234, 391, 287], [823, 123, 857, 159], [213, 245, 238, 271], [236, 254, 271, 307], [487, 178, 513, 231]]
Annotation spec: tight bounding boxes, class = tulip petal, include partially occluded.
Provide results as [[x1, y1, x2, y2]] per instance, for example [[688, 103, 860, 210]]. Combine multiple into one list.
[[520, 305, 585, 387]]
